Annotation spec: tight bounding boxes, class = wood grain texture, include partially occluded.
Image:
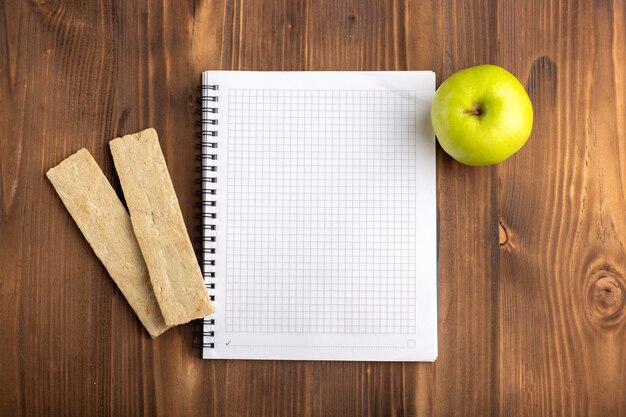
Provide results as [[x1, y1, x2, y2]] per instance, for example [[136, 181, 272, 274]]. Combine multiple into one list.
[[1, 0, 625, 416]]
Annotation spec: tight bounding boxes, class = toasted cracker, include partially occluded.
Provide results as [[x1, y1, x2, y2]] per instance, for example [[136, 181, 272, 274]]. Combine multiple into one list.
[[110, 129, 213, 326], [46, 149, 170, 338]]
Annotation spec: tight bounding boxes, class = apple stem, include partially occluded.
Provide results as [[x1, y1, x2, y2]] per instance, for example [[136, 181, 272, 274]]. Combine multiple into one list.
[[463, 109, 481, 115]]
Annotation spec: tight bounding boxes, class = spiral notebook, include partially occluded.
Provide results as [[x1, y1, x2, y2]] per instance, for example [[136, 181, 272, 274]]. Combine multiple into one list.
[[197, 71, 437, 361]]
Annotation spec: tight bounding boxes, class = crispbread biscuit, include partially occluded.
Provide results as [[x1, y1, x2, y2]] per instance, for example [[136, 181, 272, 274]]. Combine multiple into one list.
[[110, 129, 214, 326], [46, 149, 170, 338]]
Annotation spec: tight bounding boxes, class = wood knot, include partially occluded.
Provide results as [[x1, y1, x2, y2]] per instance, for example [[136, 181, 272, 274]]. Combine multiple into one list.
[[585, 272, 625, 327], [498, 220, 514, 249], [591, 277, 623, 316], [498, 222, 508, 245]]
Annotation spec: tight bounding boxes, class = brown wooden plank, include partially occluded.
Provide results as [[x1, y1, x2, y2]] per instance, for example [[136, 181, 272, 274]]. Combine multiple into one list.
[[404, 0, 500, 416], [108, 1, 224, 415], [495, 1, 626, 416], [0, 1, 120, 416]]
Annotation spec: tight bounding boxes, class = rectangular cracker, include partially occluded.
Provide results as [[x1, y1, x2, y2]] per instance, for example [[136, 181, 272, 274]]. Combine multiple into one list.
[[110, 128, 214, 326], [46, 149, 170, 338]]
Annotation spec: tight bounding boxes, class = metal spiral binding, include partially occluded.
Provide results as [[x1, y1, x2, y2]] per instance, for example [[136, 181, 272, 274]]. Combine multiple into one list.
[[193, 82, 218, 350]]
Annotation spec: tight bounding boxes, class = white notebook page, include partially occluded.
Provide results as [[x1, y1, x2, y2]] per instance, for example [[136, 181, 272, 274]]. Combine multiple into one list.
[[202, 71, 437, 361]]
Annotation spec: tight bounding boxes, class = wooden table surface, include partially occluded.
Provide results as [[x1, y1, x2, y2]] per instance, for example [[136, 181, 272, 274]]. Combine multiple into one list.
[[2, 0, 626, 416]]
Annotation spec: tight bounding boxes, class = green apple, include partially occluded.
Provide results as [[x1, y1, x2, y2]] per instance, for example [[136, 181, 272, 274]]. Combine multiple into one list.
[[431, 65, 533, 166]]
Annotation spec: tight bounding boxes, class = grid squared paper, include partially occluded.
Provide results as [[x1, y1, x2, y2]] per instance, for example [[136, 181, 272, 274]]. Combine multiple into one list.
[[225, 89, 418, 335]]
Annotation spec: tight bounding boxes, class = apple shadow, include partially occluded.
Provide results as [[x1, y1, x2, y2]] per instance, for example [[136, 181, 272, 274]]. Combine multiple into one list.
[[415, 98, 436, 149]]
